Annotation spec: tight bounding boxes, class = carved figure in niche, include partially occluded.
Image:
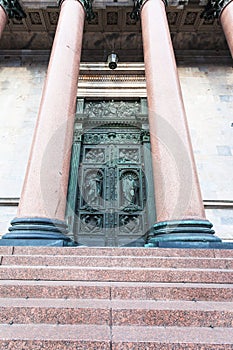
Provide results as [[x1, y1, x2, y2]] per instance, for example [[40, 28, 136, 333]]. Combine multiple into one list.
[[120, 215, 141, 233], [121, 172, 139, 207], [85, 149, 104, 163], [84, 171, 103, 207], [81, 214, 102, 232]]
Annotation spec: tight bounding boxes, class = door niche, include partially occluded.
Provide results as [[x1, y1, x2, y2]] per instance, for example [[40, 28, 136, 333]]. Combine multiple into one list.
[[66, 99, 156, 247]]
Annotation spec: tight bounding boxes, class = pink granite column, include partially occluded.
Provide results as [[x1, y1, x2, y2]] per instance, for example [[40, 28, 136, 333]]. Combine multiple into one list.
[[220, 0, 233, 57], [0, 5, 7, 39], [140, 0, 220, 245], [3, 0, 88, 245]]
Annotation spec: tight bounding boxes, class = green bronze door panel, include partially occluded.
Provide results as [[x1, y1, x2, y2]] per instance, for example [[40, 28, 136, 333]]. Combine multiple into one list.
[[74, 127, 150, 247]]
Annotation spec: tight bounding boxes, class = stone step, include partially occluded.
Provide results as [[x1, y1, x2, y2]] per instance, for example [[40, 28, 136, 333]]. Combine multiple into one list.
[[2, 246, 233, 258], [111, 299, 233, 327], [0, 265, 233, 283], [0, 324, 110, 349], [0, 298, 233, 327], [112, 325, 233, 349], [0, 324, 233, 349], [2, 255, 233, 269], [111, 281, 233, 301], [0, 298, 110, 325], [0, 280, 110, 299], [0, 280, 233, 301], [0, 246, 233, 349]]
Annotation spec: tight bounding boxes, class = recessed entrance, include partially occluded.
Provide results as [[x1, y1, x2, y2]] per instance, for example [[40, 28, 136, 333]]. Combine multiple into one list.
[[67, 100, 156, 247]]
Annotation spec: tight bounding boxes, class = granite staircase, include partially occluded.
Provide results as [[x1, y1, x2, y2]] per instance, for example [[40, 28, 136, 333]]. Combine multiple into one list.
[[0, 246, 233, 349]]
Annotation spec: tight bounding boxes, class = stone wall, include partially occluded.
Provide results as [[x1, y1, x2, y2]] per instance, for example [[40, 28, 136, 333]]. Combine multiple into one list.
[[0, 61, 232, 240], [0, 63, 46, 235], [179, 64, 233, 240]]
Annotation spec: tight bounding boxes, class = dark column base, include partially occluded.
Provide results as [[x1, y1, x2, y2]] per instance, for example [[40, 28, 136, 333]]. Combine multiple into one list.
[[145, 220, 222, 247], [1, 217, 77, 246]]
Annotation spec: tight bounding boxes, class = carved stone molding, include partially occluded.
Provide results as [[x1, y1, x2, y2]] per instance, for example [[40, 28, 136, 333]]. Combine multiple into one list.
[[201, 0, 233, 19], [0, 0, 26, 20], [83, 131, 142, 145], [84, 100, 141, 119], [57, 0, 94, 21], [77, 73, 147, 98]]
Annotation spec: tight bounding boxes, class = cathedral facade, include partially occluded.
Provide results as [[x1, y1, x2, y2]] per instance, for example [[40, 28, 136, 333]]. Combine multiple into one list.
[[0, 0, 233, 246]]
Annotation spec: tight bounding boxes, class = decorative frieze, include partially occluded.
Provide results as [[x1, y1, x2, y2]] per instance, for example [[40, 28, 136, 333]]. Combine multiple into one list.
[[47, 10, 59, 25], [1, 6, 225, 57], [83, 100, 141, 119], [201, 0, 232, 19], [79, 74, 145, 83], [107, 11, 118, 25], [0, 0, 26, 20], [83, 131, 142, 144], [184, 11, 198, 24], [3, 6, 221, 35], [29, 11, 41, 24]]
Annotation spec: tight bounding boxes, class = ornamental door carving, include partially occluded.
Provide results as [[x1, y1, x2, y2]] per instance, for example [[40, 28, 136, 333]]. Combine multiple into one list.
[[66, 99, 155, 247], [74, 127, 152, 247]]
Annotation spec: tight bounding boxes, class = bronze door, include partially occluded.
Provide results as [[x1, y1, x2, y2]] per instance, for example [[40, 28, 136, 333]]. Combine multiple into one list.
[[74, 128, 150, 247]]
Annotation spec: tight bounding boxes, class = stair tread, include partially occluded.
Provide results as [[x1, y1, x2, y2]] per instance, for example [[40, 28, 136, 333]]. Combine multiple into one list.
[[2, 255, 233, 270], [1, 280, 233, 288], [0, 297, 233, 311], [0, 298, 109, 308], [112, 325, 233, 344], [1, 266, 233, 284], [1, 265, 233, 271], [7, 246, 229, 257], [1, 246, 232, 258], [1, 280, 232, 301], [0, 324, 233, 344], [0, 324, 110, 341], [3, 255, 233, 260], [0, 246, 233, 346]]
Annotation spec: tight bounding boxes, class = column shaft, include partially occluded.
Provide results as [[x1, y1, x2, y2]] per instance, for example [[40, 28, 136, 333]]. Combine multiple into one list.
[[141, 0, 205, 222], [18, 0, 84, 220], [141, 0, 220, 244], [0, 5, 7, 39], [220, 0, 233, 57], [3, 0, 85, 244]]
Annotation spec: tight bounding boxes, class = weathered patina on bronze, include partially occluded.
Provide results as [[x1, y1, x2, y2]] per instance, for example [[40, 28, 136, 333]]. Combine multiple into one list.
[[201, 0, 232, 19], [67, 99, 156, 247], [0, 0, 26, 20]]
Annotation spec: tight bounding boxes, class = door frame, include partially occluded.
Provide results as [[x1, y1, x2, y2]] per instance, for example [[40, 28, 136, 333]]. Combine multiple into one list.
[[66, 98, 156, 246]]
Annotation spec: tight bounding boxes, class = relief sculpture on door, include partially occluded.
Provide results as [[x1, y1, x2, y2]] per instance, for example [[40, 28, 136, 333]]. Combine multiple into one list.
[[70, 100, 155, 247]]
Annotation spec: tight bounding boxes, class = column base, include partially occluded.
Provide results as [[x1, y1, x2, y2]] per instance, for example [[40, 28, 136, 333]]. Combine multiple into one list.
[[145, 220, 222, 248], [1, 217, 77, 247]]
